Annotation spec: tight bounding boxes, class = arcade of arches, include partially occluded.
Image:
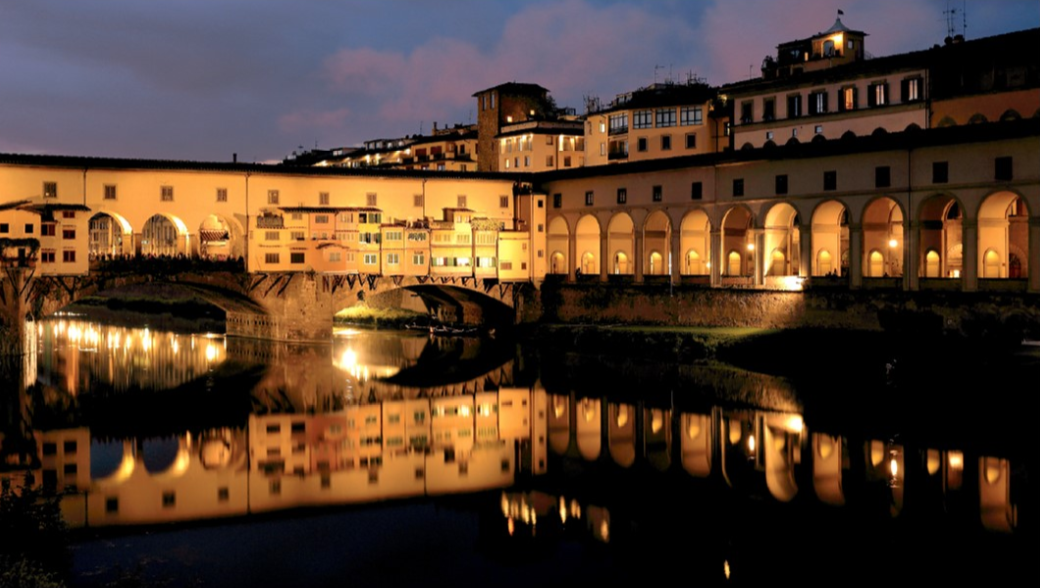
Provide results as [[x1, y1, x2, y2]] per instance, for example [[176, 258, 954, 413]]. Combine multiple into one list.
[[544, 190, 1037, 291], [88, 212, 244, 260]]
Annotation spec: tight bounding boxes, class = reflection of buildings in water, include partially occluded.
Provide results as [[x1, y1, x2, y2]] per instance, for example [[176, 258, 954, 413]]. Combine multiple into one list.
[[500, 491, 611, 544], [34, 319, 225, 396], [21, 388, 547, 527], [544, 393, 1020, 533]]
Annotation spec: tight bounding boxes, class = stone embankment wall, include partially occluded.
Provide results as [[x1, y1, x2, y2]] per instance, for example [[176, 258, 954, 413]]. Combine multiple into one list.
[[530, 282, 1040, 338]]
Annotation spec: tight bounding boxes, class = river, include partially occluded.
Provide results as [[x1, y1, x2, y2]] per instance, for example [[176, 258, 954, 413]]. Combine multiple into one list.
[[0, 315, 1032, 587]]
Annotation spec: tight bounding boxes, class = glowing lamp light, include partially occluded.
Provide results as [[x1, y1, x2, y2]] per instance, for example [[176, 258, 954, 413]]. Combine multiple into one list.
[[747, 434, 756, 453], [746, 243, 755, 251], [888, 239, 898, 248]]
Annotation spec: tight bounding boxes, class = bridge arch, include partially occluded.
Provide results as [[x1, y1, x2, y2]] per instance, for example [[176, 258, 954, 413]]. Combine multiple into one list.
[[88, 210, 134, 258], [141, 213, 191, 257]]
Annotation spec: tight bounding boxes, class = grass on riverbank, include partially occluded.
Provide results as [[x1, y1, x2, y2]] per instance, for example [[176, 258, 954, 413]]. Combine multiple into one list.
[[334, 305, 425, 329]]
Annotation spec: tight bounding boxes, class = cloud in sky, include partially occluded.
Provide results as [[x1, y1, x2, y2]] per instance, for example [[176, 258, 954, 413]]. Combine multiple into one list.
[[0, 0, 1036, 162]]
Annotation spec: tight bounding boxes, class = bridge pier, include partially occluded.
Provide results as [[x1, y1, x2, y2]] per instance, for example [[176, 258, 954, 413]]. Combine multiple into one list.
[[230, 273, 335, 343]]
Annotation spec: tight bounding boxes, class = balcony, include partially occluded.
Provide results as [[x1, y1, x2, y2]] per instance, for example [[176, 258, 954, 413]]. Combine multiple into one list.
[[608, 151, 629, 161]]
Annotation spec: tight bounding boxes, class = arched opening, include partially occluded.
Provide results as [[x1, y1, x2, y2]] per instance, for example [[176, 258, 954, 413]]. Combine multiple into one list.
[[862, 197, 904, 278], [198, 215, 233, 260], [868, 250, 885, 277], [812, 200, 848, 276], [88, 212, 132, 259], [763, 203, 800, 277], [643, 210, 671, 276], [550, 251, 566, 274], [612, 251, 630, 274], [648, 251, 664, 275], [983, 249, 1001, 278], [607, 213, 634, 276], [817, 250, 833, 275], [977, 192, 1029, 280], [680, 210, 711, 275], [141, 214, 186, 257], [919, 196, 962, 278], [727, 250, 742, 276], [575, 215, 601, 276], [925, 250, 941, 277], [547, 217, 570, 275], [722, 207, 754, 277]]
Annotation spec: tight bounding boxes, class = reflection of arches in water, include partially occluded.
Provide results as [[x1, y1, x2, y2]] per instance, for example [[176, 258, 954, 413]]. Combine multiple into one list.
[[142, 437, 182, 474]]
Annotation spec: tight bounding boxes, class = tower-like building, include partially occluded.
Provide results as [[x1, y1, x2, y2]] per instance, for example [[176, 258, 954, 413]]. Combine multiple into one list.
[[473, 82, 552, 172]]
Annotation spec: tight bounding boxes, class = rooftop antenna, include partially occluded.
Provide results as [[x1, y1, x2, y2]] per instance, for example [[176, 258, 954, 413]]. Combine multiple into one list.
[[943, 0, 966, 39], [654, 64, 663, 84]]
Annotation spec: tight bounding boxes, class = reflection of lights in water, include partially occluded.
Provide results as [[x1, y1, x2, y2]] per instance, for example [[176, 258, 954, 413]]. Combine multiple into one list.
[[342, 349, 358, 370], [172, 337, 179, 355], [949, 451, 964, 470], [205, 344, 218, 362], [581, 399, 596, 422], [459, 404, 471, 417], [570, 499, 581, 520], [507, 517, 515, 536], [785, 415, 804, 433], [724, 560, 731, 580], [889, 456, 898, 477], [599, 520, 610, 543], [650, 409, 664, 434], [747, 434, 756, 453], [500, 493, 509, 517], [559, 496, 567, 523]]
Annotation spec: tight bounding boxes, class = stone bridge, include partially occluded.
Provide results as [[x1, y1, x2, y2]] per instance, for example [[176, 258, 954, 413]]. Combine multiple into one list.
[[0, 266, 527, 355]]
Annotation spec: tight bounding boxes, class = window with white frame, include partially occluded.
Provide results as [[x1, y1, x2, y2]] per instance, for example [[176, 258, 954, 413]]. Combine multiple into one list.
[[655, 108, 676, 128], [633, 110, 653, 129]]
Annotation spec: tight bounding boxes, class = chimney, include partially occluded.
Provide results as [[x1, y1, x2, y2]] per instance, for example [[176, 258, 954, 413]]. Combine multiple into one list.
[[432, 121, 438, 133], [233, 153, 238, 163]]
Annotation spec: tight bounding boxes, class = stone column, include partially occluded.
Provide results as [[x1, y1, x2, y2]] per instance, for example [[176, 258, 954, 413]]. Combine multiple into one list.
[[634, 233, 644, 283], [799, 223, 812, 278], [963, 219, 978, 292], [670, 230, 681, 285], [901, 222, 912, 292], [848, 223, 862, 289], [908, 221, 921, 291], [710, 230, 723, 287], [568, 217, 578, 282], [754, 230, 766, 287], [599, 215, 609, 282]]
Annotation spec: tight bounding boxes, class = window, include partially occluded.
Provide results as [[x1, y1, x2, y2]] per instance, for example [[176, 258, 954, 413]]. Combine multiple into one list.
[[290, 252, 305, 264], [608, 113, 628, 134], [42, 224, 56, 237], [457, 195, 467, 208], [216, 188, 227, 202], [265, 231, 279, 241], [762, 98, 776, 121], [766, 131, 774, 141], [41, 251, 55, 263], [875, 166, 891, 188], [0, 224, 6, 234], [740, 101, 753, 124], [600, 143, 606, 156], [363, 253, 377, 265], [637, 137, 648, 152], [652, 185, 662, 202], [564, 156, 572, 167], [933, 161, 949, 184], [62, 210, 75, 219], [413, 194, 423, 207], [161, 186, 173, 202], [413, 252, 425, 265], [691, 182, 703, 200], [500, 195, 509, 208], [24, 224, 33, 234], [681, 106, 703, 126], [366, 193, 377, 207], [901, 77, 922, 102], [685, 133, 697, 149], [868, 82, 888, 107], [106, 497, 119, 513], [655, 108, 676, 128], [995, 156, 1013, 181], [733, 179, 744, 197], [585, 191, 594, 206], [775, 174, 788, 195], [546, 155, 554, 167], [523, 156, 530, 167], [661, 135, 672, 150], [104, 185, 116, 200], [268, 190, 280, 205], [218, 487, 229, 502], [319, 192, 330, 205], [633, 110, 653, 129], [264, 253, 280, 264], [62, 228, 75, 240], [43, 182, 57, 198], [840, 86, 857, 111], [809, 90, 828, 115], [553, 193, 562, 208], [616, 188, 627, 204], [787, 94, 802, 118], [823, 170, 837, 191], [387, 253, 400, 265], [814, 125, 823, 134], [162, 492, 176, 508]]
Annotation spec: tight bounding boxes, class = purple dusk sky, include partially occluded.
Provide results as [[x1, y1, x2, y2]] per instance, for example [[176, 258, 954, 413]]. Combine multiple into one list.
[[1, 0, 1036, 163]]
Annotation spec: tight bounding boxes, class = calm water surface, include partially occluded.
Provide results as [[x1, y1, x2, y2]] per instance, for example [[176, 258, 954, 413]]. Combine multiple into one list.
[[0, 316, 1032, 587]]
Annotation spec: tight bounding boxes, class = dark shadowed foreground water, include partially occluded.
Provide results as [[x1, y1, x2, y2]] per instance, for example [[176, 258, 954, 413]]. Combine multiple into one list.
[[0, 317, 1033, 587]]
